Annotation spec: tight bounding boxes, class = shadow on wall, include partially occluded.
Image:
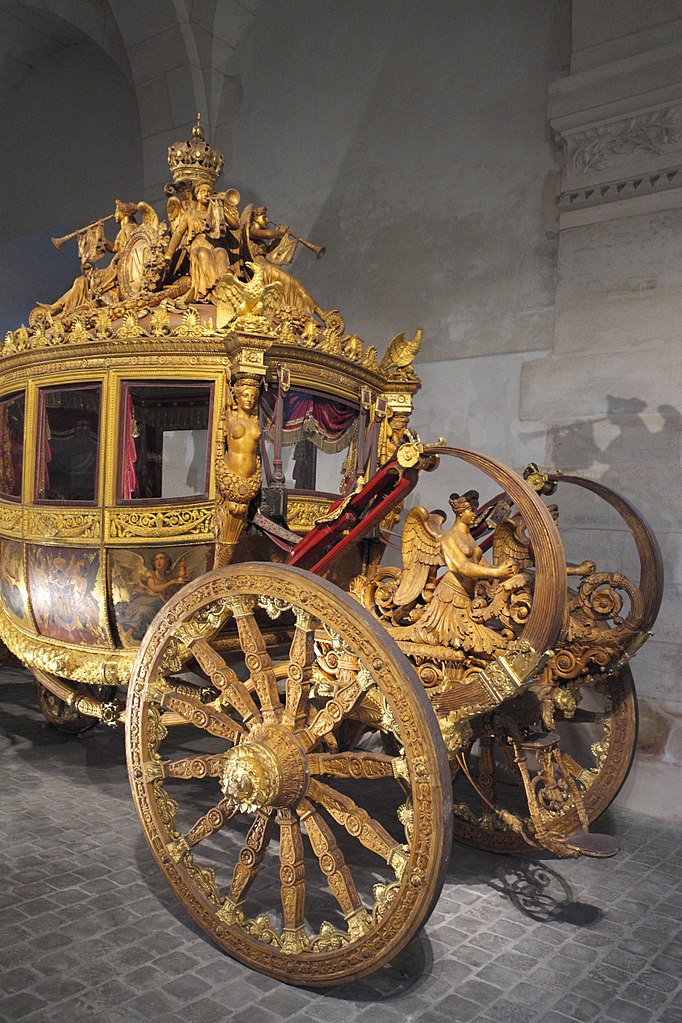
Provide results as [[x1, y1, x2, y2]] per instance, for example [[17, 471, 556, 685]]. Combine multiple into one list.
[[524, 395, 681, 486]]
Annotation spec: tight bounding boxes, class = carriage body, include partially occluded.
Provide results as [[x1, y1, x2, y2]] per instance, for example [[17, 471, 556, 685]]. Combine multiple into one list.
[[0, 318, 416, 694]]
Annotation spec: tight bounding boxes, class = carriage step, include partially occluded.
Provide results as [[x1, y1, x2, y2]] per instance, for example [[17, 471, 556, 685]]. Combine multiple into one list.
[[521, 731, 560, 750], [564, 829, 621, 858]]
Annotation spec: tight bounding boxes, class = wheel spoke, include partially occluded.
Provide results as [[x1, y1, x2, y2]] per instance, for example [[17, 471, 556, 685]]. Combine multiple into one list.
[[226, 808, 276, 910], [300, 673, 371, 749], [160, 753, 225, 780], [160, 690, 246, 742], [278, 810, 307, 952], [569, 708, 606, 725], [228, 598, 282, 723], [477, 736, 497, 808], [298, 799, 369, 936], [308, 751, 395, 780], [191, 637, 262, 728], [307, 778, 407, 876], [186, 797, 238, 849], [560, 751, 590, 778], [283, 612, 315, 729]]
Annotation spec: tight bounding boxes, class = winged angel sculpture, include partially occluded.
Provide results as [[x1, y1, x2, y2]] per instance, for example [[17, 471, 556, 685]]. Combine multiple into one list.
[[386, 493, 527, 664]]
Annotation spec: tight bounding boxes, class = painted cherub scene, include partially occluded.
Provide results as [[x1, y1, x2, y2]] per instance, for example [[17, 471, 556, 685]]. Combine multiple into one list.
[[110, 545, 212, 647]]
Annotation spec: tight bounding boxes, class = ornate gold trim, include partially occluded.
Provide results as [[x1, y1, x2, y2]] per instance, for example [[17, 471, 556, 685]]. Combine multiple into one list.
[[0, 603, 133, 685], [105, 503, 214, 543], [286, 494, 335, 535], [24, 507, 102, 542], [0, 502, 23, 537]]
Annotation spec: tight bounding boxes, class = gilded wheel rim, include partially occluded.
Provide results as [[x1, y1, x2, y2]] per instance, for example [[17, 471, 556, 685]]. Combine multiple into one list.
[[126, 563, 452, 986]]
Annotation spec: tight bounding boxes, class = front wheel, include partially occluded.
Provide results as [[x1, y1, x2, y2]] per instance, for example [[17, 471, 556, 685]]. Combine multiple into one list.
[[126, 562, 453, 986]]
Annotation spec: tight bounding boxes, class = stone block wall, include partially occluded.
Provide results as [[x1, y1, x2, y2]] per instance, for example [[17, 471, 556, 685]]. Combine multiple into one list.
[[527, 2, 682, 819]]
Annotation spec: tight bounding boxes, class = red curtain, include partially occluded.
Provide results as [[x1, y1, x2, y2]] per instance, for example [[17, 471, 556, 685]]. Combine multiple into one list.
[[261, 388, 357, 453], [121, 392, 138, 500]]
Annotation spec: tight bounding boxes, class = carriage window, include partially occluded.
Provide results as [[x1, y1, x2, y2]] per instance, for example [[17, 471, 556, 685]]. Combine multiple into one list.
[[120, 382, 213, 501], [0, 391, 25, 500], [36, 384, 101, 502], [260, 386, 358, 496]]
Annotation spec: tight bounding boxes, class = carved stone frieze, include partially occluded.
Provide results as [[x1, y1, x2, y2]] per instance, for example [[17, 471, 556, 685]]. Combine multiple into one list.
[[566, 107, 681, 175], [551, 86, 682, 223]]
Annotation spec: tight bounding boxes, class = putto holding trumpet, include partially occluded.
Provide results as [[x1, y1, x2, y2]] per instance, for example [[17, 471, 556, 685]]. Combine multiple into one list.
[[31, 114, 326, 328]]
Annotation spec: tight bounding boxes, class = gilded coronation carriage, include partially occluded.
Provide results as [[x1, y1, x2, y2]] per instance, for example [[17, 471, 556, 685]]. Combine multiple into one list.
[[0, 119, 663, 986]]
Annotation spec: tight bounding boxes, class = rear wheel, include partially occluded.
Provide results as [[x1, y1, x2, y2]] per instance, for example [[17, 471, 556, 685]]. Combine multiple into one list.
[[33, 667, 117, 734], [450, 666, 637, 853]]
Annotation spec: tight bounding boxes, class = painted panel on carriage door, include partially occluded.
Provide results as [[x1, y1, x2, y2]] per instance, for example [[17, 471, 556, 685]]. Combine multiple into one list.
[[0, 539, 29, 625], [28, 545, 109, 646], [109, 544, 213, 647]]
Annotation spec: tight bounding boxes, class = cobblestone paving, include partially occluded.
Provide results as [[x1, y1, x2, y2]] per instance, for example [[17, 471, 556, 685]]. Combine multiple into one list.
[[1, 665, 681, 1023]]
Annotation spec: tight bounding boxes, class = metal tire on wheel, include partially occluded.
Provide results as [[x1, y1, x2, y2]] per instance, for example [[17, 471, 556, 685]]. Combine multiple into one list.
[[126, 562, 453, 987]]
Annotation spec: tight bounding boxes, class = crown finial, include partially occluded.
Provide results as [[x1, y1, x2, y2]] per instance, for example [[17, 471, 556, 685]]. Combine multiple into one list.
[[192, 112, 204, 142], [168, 115, 223, 186]]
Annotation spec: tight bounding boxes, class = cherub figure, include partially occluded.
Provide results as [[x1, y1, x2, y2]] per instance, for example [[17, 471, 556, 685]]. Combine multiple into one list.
[[390, 492, 516, 657]]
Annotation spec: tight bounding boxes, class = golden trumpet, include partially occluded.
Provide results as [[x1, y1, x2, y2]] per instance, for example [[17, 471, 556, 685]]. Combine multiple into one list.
[[291, 234, 326, 259], [51, 214, 115, 250]]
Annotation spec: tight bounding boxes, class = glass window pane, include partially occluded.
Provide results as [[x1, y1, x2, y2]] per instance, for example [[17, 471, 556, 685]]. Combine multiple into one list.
[[120, 383, 213, 501], [37, 385, 101, 502], [0, 392, 25, 499]]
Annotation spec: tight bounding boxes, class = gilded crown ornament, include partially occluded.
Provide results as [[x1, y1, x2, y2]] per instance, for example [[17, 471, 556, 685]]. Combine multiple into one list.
[[167, 113, 224, 185]]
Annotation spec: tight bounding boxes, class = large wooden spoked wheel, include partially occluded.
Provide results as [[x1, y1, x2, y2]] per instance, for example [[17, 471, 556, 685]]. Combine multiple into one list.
[[449, 471, 661, 854], [126, 563, 453, 987]]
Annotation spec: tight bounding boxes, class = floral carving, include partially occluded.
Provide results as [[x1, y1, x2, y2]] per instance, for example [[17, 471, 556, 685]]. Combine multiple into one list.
[[568, 107, 681, 173]]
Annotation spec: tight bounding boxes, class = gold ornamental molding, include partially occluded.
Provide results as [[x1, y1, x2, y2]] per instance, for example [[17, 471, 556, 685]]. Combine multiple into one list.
[[25, 506, 102, 543], [105, 502, 214, 543], [0, 603, 133, 685], [287, 494, 334, 535], [0, 503, 23, 538]]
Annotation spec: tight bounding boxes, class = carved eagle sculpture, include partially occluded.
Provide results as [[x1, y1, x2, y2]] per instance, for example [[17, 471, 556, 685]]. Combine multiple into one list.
[[379, 327, 423, 374], [215, 261, 284, 325], [392, 506, 447, 607]]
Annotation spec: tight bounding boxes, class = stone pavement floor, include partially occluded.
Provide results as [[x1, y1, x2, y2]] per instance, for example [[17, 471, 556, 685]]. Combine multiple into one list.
[[1, 665, 681, 1023]]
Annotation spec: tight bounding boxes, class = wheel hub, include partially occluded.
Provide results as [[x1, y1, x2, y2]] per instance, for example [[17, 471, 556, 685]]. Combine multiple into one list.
[[219, 726, 308, 812]]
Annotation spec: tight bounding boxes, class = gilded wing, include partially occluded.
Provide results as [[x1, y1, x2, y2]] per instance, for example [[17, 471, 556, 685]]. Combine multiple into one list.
[[136, 201, 159, 229], [244, 261, 284, 314], [166, 195, 183, 233], [110, 549, 149, 598], [379, 328, 423, 372], [393, 506, 443, 606], [215, 271, 251, 322], [492, 517, 532, 569]]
